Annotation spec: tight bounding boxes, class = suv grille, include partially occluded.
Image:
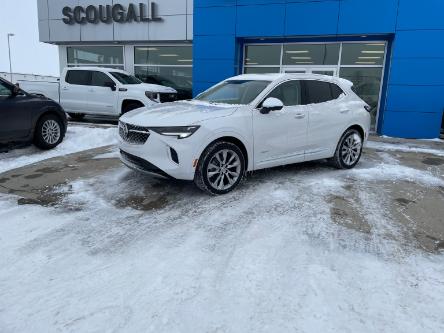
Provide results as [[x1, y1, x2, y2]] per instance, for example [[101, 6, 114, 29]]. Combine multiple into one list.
[[119, 121, 150, 145], [159, 92, 177, 103]]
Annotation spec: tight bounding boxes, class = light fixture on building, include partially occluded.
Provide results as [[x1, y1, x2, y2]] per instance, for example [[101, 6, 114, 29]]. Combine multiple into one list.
[[286, 50, 309, 54], [159, 54, 179, 57], [361, 51, 384, 54]]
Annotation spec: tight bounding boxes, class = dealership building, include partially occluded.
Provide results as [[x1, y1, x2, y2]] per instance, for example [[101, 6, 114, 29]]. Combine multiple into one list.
[[37, 0, 444, 138]]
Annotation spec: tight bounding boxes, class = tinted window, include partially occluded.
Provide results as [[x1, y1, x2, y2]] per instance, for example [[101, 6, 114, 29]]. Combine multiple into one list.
[[91, 71, 114, 87], [305, 81, 343, 104], [0, 81, 12, 96], [66, 70, 91, 85], [195, 80, 271, 105], [266, 80, 302, 106], [110, 72, 142, 85], [331, 84, 344, 99]]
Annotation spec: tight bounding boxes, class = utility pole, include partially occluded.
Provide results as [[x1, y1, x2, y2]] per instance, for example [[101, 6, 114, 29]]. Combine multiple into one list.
[[7, 33, 15, 82]]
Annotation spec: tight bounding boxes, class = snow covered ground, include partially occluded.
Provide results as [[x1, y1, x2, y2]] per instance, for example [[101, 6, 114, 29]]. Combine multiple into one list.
[[1, 129, 444, 332], [366, 140, 444, 158], [0, 124, 117, 174]]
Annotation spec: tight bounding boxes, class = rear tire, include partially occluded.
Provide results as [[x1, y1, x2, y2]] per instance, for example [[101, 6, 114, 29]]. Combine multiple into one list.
[[194, 141, 246, 195], [34, 114, 64, 150], [68, 113, 85, 121], [330, 129, 363, 169]]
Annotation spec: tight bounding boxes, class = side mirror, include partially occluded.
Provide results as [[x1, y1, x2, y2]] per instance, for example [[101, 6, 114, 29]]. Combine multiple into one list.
[[11, 85, 21, 96], [260, 97, 284, 114], [104, 82, 117, 91]]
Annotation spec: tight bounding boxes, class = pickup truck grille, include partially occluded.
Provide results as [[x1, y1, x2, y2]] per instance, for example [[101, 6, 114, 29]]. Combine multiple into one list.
[[159, 92, 177, 103], [119, 121, 150, 145]]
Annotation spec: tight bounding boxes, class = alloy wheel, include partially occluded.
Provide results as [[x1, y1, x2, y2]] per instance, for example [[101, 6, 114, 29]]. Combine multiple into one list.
[[207, 149, 241, 190], [41, 119, 61, 145], [341, 133, 362, 166]]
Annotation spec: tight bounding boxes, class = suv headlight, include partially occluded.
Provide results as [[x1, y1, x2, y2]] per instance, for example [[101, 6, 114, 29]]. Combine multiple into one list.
[[150, 126, 200, 139], [145, 91, 159, 102]]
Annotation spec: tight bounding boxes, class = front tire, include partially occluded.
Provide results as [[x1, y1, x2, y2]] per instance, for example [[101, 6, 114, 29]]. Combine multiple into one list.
[[194, 141, 246, 195], [34, 114, 64, 150], [331, 129, 363, 169]]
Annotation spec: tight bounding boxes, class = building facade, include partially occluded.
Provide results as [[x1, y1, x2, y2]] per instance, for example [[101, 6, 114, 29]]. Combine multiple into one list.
[[37, 0, 444, 139]]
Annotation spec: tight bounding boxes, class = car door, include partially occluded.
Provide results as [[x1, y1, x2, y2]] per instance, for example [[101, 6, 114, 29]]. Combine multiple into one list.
[[303, 80, 349, 159], [88, 71, 119, 115], [253, 80, 308, 169], [0, 80, 31, 141], [60, 70, 92, 113]]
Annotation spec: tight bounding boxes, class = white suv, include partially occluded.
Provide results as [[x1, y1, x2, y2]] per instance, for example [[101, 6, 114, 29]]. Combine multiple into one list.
[[119, 74, 371, 194]]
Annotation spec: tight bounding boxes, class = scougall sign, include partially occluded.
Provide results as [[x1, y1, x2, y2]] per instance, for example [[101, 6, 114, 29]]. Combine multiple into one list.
[[62, 2, 162, 25]]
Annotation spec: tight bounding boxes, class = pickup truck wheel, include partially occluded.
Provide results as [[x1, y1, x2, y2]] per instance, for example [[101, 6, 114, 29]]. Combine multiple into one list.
[[34, 114, 64, 150], [122, 102, 144, 115], [194, 141, 245, 195], [68, 113, 85, 121]]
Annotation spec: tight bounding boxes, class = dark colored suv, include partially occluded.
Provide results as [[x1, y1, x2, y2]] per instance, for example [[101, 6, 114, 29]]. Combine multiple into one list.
[[0, 77, 67, 150]]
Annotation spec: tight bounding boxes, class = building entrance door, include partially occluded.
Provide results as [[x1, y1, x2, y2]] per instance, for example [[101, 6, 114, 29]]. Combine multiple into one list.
[[282, 67, 337, 76]]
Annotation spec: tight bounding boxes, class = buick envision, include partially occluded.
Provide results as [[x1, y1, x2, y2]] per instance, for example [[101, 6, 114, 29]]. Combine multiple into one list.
[[119, 74, 370, 194]]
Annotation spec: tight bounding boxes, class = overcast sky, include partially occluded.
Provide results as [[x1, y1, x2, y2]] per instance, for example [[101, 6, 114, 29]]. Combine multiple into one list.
[[0, 0, 59, 77]]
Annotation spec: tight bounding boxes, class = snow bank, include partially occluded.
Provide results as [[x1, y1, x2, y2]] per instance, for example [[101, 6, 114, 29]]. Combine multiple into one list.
[[367, 141, 444, 157], [0, 125, 117, 174]]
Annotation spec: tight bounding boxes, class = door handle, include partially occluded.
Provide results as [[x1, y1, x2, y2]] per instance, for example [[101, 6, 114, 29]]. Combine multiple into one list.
[[61, 87, 68, 91], [294, 113, 306, 119], [340, 109, 350, 114]]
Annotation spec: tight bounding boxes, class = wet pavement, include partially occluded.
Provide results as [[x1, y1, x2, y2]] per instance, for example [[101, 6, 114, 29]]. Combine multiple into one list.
[[0, 137, 443, 253]]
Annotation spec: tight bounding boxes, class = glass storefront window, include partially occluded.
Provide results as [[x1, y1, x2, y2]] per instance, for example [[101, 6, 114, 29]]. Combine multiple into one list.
[[339, 67, 383, 130], [134, 45, 193, 100], [135, 66, 193, 100], [243, 41, 387, 131], [244, 45, 281, 66], [244, 67, 280, 74], [135, 46, 192, 66], [283, 43, 340, 66], [67, 46, 124, 66], [341, 43, 385, 66]]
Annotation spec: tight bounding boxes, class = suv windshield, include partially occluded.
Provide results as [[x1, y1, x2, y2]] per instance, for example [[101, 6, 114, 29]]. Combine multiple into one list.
[[195, 80, 271, 105], [110, 72, 142, 85]]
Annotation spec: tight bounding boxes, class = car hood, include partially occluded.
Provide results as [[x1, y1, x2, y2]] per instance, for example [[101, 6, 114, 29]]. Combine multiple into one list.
[[123, 83, 177, 94], [120, 100, 239, 126]]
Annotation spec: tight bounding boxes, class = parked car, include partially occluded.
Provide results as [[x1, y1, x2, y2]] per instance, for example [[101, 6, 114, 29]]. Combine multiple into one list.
[[0, 77, 67, 150], [19, 67, 178, 120], [118, 74, 371, 194], [138, 74, 193, 100]]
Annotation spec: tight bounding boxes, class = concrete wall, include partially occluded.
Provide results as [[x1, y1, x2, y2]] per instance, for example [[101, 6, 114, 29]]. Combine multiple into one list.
[[193, 0, 444, 139], [37, 0, 193, 42]]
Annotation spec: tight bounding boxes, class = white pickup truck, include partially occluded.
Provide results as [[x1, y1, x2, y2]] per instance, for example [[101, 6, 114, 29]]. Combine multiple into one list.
[[18, 67, 178, 119]]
